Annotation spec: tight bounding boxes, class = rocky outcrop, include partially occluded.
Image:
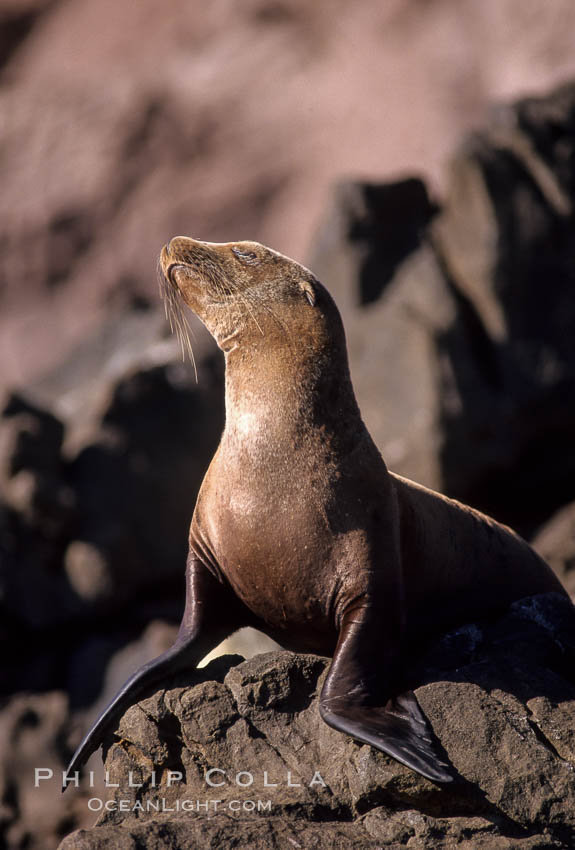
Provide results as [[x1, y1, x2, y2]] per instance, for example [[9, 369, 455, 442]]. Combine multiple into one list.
[[0, 692, 81, 850], [59, 593, 575, 849], [434, 84, 575, 535], [0, 327, 224, 685], [3, 0, 575, 401], [311, 82, 575, 539]]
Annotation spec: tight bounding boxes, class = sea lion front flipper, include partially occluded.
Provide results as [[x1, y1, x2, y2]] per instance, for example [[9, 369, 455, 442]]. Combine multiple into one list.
[[63, 554, 248, 787], [319, 607, 454, 784]]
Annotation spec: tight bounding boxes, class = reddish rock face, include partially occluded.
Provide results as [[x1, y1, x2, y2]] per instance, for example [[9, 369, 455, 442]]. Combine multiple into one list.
[[3, 0, 575, 395]]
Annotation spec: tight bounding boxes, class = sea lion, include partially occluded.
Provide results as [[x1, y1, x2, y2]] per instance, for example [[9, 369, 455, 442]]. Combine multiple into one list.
[[65, 238, 569, 787]]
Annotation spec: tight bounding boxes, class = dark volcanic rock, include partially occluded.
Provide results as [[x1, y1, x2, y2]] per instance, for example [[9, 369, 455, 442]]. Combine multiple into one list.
[[434, 82, 575, 535], [311, 81, 575, 538], [0, 300, 223, 620], [59, 594, 575, 849], [0, 393, 72, 533], [0, 0, 53, 75], [0, 395, 80, 652], [65, 354, 224, 604], [311, 179, 453, 495], [0, 303, 224, 710], [0, 692, 87, 850]]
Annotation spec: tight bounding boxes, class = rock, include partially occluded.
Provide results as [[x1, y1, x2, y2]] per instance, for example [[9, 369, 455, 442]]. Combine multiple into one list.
[[65, 354, 224, 602], [433, 82, 575, 535], [0, 328, 223, 632], [532, 501, 575, 599], [4, 0, 575, 402], [60, 818, 374, 850], [64, 542, 112, 603], [311, 180, 453, 493], [311, 81, 575, 538], [0, 395, 80, 657], [59, 593, 575, 849], [0, 394, 73, 532], [0, 394, 64, 477], [0, 320, 228, 812], [0, 0, 52, 75], [0, 692, 96, 850]]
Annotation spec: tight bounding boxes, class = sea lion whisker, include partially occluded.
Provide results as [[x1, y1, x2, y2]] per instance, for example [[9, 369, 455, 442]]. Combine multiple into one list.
[[236, 288, 265, 336], [239, 284, 284, 338], [173, 304, 198, 380], [157, 265, 198, 381], [253, 297, 291, 345], [212, 274, 264, 337]]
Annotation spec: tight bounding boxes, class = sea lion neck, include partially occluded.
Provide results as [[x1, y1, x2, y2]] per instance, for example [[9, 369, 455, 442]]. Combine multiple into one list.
[[222, 335, 365, 454]]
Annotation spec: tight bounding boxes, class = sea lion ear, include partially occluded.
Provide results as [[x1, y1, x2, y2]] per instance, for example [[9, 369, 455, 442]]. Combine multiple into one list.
[[299, 279, 316, 307]]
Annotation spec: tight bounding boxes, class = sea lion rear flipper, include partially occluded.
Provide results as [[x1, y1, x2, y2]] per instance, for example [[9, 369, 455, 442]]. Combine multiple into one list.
[[320, 689, 454, 783], [63, 555, 246, 788], [319, 606, 454, 784]]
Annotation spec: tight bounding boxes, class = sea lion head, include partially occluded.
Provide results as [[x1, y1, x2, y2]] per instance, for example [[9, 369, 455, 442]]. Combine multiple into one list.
[[159, 237, 339, 354]]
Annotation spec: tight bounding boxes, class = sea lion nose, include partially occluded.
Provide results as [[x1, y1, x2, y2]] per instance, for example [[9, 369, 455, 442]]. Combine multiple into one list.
[[167, 236, 197, 257]]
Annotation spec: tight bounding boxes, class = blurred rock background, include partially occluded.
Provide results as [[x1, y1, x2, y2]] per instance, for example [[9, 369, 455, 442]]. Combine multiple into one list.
[[2, 1, 575, 847]]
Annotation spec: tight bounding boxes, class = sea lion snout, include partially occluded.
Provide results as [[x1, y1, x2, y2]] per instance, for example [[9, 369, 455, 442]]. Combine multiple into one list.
[[164, 235, 198, 258], [160, 238, 215, 291]]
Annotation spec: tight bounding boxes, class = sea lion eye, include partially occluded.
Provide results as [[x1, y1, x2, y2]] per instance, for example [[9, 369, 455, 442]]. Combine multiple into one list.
[[232, 248, 259, 265]]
